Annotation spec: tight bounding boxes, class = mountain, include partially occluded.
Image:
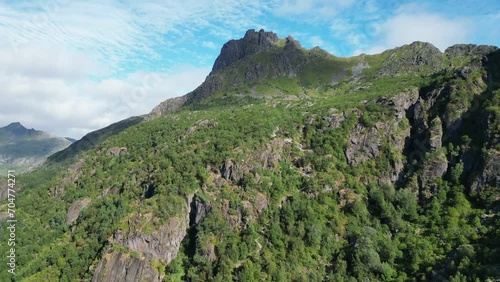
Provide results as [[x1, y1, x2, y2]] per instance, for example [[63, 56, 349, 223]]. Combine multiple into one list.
[[1, 30, 499, 281], [0, 122, 73, 173]]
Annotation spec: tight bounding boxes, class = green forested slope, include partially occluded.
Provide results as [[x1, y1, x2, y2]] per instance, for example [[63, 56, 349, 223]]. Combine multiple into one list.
[[1, 30, 499, 281]]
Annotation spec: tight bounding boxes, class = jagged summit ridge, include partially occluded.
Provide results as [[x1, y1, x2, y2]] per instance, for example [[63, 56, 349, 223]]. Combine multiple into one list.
[[2, 122, 37, 136], [149, 29, 500, 119], [211, 29, 280, 73]]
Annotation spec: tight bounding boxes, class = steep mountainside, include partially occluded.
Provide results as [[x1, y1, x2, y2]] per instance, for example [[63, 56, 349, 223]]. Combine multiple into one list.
[[0, 122, 72, 173], [1, 30, 499, 281]]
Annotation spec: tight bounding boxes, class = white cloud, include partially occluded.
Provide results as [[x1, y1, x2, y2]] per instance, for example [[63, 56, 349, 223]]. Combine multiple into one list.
[[364, 11, 472, 54], [309, 36, 324, 47], [273, 0, 354, 20], [2, 67, 210, 138], [202, 41, 218, 49], [0, 45, 210, 138], [0, 0, 270, 138], [330, 18, 356, 33]]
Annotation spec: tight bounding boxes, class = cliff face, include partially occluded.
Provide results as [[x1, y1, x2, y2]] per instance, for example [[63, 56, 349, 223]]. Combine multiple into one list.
[[212, 29, 280, 73], [92, 196, 193, 281], [92, 252, 161, 282]]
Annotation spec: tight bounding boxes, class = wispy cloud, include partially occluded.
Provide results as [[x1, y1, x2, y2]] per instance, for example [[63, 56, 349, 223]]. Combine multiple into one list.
[[272, 0, 355, 21], [0, 0, 270, 137], [202, 41, 218, 49], [0, 0, 269, 73]]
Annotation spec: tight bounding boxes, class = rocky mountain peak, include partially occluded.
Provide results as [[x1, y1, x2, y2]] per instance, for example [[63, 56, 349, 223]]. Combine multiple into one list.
[[2, 122, 35, 136], [378, 41, 445, 75], [284, 35, 302, 50], [211, 29, 280, 73], [445, 44, 498, 57], [5, 122, 26, 130]]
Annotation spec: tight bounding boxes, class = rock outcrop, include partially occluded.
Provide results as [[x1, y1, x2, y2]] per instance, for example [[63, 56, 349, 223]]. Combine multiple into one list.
[[445, 44, 498, 59], [428, 117, 443, 151], [115, 215, 189, 264], [107, 147, 128, 156], [379, 42, 445, 76], [421, 153, 449, 187], [92, 196, 192, 281], [66, 197, 92, 224], [346, 90, 418, 166], [92, 251, 161, 282], [212, 29, 280, 73], [471, 151, 500, 193]]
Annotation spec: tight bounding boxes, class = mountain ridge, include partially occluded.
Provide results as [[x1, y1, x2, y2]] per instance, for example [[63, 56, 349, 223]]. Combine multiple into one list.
[[149, 29, 498, 119]]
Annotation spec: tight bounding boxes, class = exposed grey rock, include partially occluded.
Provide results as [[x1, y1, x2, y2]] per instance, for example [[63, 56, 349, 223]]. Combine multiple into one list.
[[471, 151, 500, 193], [221, 159, 237, 181], [192, 195, 211, 225], [379, 41, 445, 76], [92, 251, 160, 282], [148, 94, 191, 119], [212, 29, 279, 73], [351, 57, 370, 77], [411, 98, 428, 129], [107, 147, 128, 156], [284, 35, 301, 51], [324, 108, 345, 128], [262, 139, 285, 168], [346, 90, 417, 166], [453, 66, 473, 79], [66, 197, 92, 224], [93, 196, 192, 281], [420, 153, 448, 192], [445, 44, 498, 58], [117, 194, 191, 264], [116, 215, 188, 263], [377, 89, 419, 121], [428, 117, 443, 151], [345, 122, 388, 165]]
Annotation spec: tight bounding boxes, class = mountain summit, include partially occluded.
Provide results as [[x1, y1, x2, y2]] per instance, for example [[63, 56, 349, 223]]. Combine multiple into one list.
[[3, 122, 35, 136], [0, 122, 72, 173], [212, 29, 280, 73], [150, 29, 498, 119]]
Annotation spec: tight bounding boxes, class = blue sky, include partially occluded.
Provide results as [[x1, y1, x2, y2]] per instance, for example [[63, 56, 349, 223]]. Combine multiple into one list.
[[0, 0, 499, 138]]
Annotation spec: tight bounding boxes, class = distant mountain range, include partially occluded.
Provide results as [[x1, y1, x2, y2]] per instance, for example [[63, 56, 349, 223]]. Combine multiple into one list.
[[0, 122, 73, 173]]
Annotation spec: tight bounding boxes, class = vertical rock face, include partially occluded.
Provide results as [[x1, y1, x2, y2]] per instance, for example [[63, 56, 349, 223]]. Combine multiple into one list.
[[471, 151, 500, 193], [420, 153, 449, 190], [212, 29, 280, 73], [92, 196, 193, 281], [428, 117, 443, 151], [191, 195, 211, 225], [92, 252, 160, 282], [345, 89, 418, 166], [116, 216, 190, 263], [345, 122, 386, 165]]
